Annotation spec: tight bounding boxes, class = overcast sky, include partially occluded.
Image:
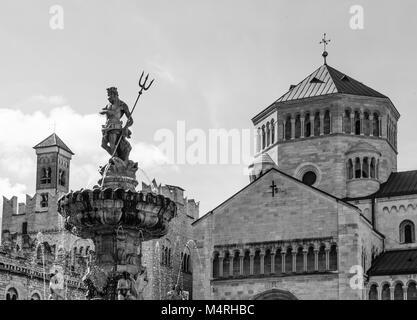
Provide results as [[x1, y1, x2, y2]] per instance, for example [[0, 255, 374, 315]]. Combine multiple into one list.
[[1, 0, 417, 221]]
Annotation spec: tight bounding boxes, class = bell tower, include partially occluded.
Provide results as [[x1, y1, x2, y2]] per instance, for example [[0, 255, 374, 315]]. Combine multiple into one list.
[[33, 133, 74, 196]]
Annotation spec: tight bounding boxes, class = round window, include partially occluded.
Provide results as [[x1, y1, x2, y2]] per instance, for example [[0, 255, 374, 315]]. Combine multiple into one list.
[[302, 171, 317, 186]]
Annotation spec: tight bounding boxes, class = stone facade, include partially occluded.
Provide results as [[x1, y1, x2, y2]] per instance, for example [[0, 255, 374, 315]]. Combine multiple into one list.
[[141, 182, 198, 300]]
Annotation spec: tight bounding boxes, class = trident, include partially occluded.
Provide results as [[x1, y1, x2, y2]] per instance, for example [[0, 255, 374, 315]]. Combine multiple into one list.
[[110, 71, 155, 159]]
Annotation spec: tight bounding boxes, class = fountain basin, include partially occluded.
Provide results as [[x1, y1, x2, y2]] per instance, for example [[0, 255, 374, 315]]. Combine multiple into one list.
[[58, 188, 177, 241]]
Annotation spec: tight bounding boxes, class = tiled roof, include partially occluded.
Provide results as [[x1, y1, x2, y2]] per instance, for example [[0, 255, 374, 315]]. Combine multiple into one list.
[[367, 249, 417, 276], [275, 64, 387, 103], [33, 133, 74, 155], [375, 170, 417, 198]]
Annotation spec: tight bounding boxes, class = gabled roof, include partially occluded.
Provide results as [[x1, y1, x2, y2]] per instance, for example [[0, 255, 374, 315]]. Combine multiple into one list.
[[374, 170, 417, 198], [275, 64, 388, 103], [33, 133, 74, 155], [192, 167, 359, 226], [368, 249, 417, 276]]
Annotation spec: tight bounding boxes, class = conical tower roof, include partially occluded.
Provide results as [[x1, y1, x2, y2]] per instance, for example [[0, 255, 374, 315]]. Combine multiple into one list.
[[33, 133, 74, 155]]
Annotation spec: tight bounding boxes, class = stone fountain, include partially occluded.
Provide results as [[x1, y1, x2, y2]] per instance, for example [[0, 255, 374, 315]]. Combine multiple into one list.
[[57, 76, 177, 300]]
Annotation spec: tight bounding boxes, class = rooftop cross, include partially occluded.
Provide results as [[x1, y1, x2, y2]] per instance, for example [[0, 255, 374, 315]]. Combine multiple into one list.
[[319, 33, 331, 64]]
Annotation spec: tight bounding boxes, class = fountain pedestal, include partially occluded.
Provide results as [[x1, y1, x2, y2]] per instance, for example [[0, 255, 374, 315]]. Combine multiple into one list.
[[58, 158, 177, 300]]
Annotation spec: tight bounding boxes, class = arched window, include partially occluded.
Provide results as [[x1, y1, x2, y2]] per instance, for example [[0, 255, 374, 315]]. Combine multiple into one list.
[[355, 158, 361, 179], [274, 248, 282, 274], [262, 125, 266, 149], [364, 112, 370, 136], [323, 110, 331, 134], [400, 220, 415, 244], [354, 111, 361, 135], [168, 248, 172, 267], [347, 159, 354, 180], [285, 248, 293, 273], [31, 293, 41, 300], [307, 246, 315, 272], [6, 288, 18, 300], [408, 282, 417, 300], [304, 113, 311, 138], [295, 247, 304, 273], [79, 247, 84, 256], [243, 251, 250, 275], [318, 245, 326, 271], [266, 122, 270, 147], [369, 284, 378, 300], [314, 112, 320, 136], [394, 283, 404, 300], [344, 110, 351, 134], [285, 116, 292, 140], [264, 249, 272, 274], [381, 284, 391, 300], [270, 119, 275, 144], [212, 252, 219, 278], [329, 245, 337, 271], [373, 113, 380, 137], [362, 157, 369, 178], [295, 115, 301, 139]]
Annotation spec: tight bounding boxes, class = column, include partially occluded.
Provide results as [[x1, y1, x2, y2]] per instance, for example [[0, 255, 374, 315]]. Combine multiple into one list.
[[239, 253, 244, 276], [291, 118, 295, 140], [303, 249, 308, 272], [283, 122, 286, 141], [310, 115, 315, 137], [249, 252, 255, 275], [281, 251, 286, 273], [360, 113, 364, 135], [314, 249, 319, 271], [379, 118, 382, 137], [292, 251, 297, 273], [229, 255, 234, 277], [270, 251, 275, 274], [260, 251, 265, 275], [325, 248, 330, 271], [369, 114, 374, 136], [329, 113, 333, 134], [350, 113, 354, 134], [219, 255, 224, 277], [360, 157, 363, 178], [300, 115, 305, 138], [320, 113, 324, 136], [390, 286, 395, 300], [403, 286, 408, 300]]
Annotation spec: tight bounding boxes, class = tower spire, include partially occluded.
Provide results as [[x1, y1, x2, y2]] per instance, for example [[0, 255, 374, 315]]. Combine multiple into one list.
[[319, 33, 331, 65]]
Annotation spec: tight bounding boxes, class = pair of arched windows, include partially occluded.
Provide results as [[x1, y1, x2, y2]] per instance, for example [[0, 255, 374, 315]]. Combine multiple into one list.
[[181, 252, 191, 273], [40, 167, 52, 184], [6, 288, 18, 300], [161, 245, 172, 267]]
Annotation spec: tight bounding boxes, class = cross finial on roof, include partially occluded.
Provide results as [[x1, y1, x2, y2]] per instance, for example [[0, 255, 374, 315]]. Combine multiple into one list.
[[319, 33, 331, 64]]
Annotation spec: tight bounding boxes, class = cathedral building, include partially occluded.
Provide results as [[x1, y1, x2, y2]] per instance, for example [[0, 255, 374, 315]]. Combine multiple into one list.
[[192, 56, 417, 300]]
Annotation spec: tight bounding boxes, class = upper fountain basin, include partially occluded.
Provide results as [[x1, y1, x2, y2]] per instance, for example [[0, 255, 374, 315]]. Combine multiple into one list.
[[57, 188, 177, 241]]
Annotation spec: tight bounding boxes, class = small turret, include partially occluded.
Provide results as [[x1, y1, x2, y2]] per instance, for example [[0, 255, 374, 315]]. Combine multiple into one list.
[[248, 153, 278, 182]]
